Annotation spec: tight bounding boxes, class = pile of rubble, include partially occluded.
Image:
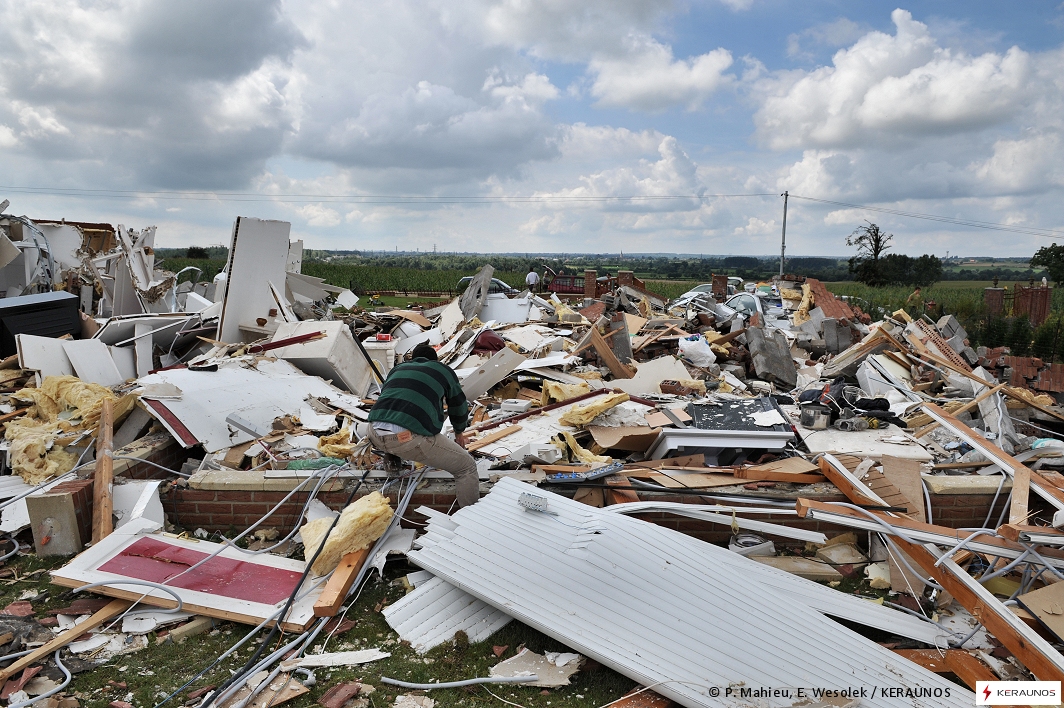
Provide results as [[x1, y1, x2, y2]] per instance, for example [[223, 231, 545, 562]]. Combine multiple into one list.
[[0, 207, 1063, 706]]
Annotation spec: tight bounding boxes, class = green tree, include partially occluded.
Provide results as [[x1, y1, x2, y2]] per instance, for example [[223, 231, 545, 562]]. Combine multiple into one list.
[[1031, 243, 1064, 285], [846, 222, 893, 286]]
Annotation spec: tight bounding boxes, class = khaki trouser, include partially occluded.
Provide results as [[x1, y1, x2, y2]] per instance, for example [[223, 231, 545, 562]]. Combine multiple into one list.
[[368, 428, 480, 508]]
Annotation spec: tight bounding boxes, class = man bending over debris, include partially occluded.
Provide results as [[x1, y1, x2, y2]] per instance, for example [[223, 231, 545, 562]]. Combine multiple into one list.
[[367, 343, 479, 508]]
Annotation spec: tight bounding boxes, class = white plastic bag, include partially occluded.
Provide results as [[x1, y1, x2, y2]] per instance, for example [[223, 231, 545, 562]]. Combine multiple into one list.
[[677, 335, 716, 368]]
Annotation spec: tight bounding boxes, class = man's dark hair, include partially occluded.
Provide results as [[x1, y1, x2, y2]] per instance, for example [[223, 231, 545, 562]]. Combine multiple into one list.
[[410, 343, 439, 361]]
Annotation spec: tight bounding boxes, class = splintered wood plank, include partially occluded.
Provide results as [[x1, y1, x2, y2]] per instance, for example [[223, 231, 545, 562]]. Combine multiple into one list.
[[313, 549, 370, 617], [648, 471, 739, 489], [603, 475, 640, 505], [467, 425, 523, 451], [0, 599, 131, 682], [92, 398, 114, 544], [893, 650, 1000, 692], [591, 328, 633, 379], [894, 539, 1064, 683], [921, 402, 1031, 524]]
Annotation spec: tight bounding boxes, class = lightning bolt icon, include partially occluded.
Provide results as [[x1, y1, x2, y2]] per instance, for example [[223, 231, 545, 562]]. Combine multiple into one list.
[[982, 685, 991, 701]]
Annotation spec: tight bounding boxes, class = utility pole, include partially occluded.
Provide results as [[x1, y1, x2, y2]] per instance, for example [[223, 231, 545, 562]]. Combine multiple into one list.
[[779, 190, 789, 277]]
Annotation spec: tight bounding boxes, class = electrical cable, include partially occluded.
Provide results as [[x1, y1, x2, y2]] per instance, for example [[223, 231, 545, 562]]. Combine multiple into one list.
[[6, 651, 70, 708], [0, 533, 20, 562], [201, 468, 374, 708]]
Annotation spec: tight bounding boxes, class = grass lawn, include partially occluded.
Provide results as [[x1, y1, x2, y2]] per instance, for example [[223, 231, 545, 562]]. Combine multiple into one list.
[[0, 552, 635, 708]]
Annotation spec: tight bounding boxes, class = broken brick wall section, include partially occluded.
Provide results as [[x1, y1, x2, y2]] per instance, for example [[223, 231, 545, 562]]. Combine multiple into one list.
[[158, 483, 1018, 548]]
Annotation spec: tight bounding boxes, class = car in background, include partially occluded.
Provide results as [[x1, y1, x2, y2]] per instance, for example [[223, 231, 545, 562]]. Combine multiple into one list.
[[456, 276, 520, 296], [716, 291, 789, 328]]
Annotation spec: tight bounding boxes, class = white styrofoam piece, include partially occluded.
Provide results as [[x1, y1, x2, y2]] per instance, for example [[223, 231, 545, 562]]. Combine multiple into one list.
[[217, 217, 291, 343], [16, 334, 73, 377], [382, 575, 511, 654], [137, 358, 365, 452], [269, 321, 374, 396], [61, 339, 124, 386], [409, 479, 972, 708], [479, 294, 532, 325]]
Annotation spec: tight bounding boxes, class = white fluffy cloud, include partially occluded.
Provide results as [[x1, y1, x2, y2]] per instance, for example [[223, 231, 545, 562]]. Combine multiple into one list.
[[589, 40, 733, 111], [756, 10, 1031, 150]]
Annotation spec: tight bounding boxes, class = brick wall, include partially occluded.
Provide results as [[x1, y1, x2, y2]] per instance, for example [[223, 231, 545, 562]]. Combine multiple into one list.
[[157, 481, 1026, 552], [583, 270, 597, 299]]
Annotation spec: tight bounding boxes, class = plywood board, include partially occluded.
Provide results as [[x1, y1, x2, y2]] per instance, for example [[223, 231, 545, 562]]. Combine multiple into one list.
[[217, 217, 291, 343], [647, 471, 738, 489], [749, 457, 819, 475], [51, 519, 320, 632], [61, 338, 124, 386], [611, 356, 690, 395], [1018, 580, 1064, 643]]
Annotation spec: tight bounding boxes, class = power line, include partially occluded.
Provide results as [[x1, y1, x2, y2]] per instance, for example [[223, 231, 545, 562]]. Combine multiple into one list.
[[789, 193, 1064, 240], [0, 185, 775, 204]]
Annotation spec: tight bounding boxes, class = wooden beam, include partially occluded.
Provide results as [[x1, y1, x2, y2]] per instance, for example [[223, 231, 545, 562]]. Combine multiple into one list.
[[892, 538, 1064, 683], [313, 548, 370, 617], [603, 475, 640, 505], [913, 383, 1006, 438], [893, 649, 1001, 693], [796, 498, 1064, 564], [921, 402, 1031, 524], [92, 397, 114, 544], [467, 425, 523, 452], [0, 598, 131, 682]]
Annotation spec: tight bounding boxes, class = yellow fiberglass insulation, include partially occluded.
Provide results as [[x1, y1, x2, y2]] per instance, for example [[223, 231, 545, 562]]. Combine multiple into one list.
[[317, 421, 356, 459], [301, 492, 393, 576], [6, 376, 133, 484], [559, 392, 629, 427], [540, 380, 590, 406], [5, 419, 78, 485], [554, 431, 611, 465]]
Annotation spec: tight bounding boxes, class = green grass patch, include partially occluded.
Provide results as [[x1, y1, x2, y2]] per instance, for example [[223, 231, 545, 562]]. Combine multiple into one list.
[[0, 553, 635, 708]]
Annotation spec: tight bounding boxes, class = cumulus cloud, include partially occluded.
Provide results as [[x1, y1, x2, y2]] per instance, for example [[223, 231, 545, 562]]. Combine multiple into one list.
[[756, 9, 1031, 150], [0, 0, 303, 187], [589, 40, 734, 111], [786, 18, 867, 61]]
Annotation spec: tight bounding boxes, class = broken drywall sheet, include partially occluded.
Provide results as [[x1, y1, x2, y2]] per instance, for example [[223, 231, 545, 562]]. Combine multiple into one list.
[[609, 356, 691, 395], [489, 648, 583, 687], [460, 347, 526, 400], [61, 339, 124, 387], [16, 334, 73, 379], [137, 358, 364, 452], [217, 217, 291, 343]]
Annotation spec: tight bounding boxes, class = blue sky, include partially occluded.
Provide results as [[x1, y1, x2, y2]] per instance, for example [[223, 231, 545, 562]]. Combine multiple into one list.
[[1, 1, 1063, 258]]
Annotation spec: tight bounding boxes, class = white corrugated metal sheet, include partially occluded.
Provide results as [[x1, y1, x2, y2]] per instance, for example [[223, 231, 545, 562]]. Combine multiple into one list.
[[382, 575, 511, 653], [410, 478, 973, 708], [599, 502, 943, 644]]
